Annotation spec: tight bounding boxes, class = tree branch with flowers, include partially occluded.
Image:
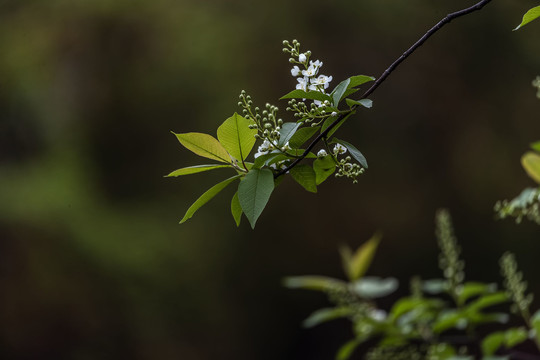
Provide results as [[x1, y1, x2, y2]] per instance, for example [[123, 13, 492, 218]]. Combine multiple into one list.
[[167, 0, 539, 229]]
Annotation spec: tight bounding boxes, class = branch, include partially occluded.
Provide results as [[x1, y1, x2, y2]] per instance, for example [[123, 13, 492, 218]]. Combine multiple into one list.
[[275, 0, 493, 178]]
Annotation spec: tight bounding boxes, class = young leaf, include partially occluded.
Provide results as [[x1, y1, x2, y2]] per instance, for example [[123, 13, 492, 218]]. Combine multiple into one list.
[[503, 327, 528, 348], [217, 113, 257, 161], [283, 275, 347, 292], [231, 191, 242, 227], [302, 307, 354, 328], [165, 164, 231, 177], [290, 164, 317, 193], [482, 332, 505, 356], [466, 292, 508, 313], [179, 175, 241, 224], [514, 6, 540, 30], [457, 282, 497, 306], [331, 78, 351, 106], [336, 339, 362, 360], [521, 151, 540, 184], [530, 140, 540, 152], [313, 155, 336, 185], [341, 233, 381, 281], [347, 75, 375, 88], [174, 132, 231, 163], [238, 168, 274, 228], [280, 89, 332, 102], [278, 122, 301, 147], [289, 126, 320, 148], [334, 138, 368, 169], [350, 277, 398, 299]]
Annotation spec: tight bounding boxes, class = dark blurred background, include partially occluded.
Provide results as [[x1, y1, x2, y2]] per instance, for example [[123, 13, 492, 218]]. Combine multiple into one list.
[[0, 0, 539, 359]]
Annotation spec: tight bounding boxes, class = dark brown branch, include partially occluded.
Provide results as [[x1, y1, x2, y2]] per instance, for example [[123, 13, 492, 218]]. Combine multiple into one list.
[[275, 0, 493, 178]]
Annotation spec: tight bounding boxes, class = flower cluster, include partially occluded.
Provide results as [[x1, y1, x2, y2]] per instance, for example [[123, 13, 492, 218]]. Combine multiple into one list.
[[283, 40, 333, 95], [317, 143, 365, 183], [283, 40, 336, 124], [500, 252, 533, 318], [239, 90, 284, 149]]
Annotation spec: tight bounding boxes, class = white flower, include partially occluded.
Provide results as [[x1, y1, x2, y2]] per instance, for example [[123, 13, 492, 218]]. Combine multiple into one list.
[[309, 60, 323, 69], [301, 64, 318, 77], [331, 111, 337, 117], [317, 149, 327, 157], [291, 66, 300, 77], [254, 139, 274, 158], [298, 53, 307, 62], [310, 74, 333, 89], [333, 143, 347, 155], [281, 141, 291, 151], [296, 76, 309, 91]]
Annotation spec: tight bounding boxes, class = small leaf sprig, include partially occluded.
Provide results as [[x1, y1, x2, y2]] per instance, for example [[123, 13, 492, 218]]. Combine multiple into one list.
[[167, 39, 375, 228], [495, 142, 540, 225]]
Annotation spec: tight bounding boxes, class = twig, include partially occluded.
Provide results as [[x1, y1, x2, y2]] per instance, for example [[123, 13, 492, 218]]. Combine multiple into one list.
[[275, 0, 493, 178]]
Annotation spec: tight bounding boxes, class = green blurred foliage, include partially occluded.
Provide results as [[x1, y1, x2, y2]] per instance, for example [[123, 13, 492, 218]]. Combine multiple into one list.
[[0, 0, 539, 359]]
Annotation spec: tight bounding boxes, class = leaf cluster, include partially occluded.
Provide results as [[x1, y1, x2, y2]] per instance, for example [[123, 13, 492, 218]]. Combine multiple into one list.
[[284, 211, 540, 360], [168, 41, 376, 228]]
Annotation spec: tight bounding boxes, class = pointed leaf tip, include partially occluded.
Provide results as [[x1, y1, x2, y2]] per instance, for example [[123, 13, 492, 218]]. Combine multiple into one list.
[[238, 169, 275, 228], [174, 132, 231, 163]]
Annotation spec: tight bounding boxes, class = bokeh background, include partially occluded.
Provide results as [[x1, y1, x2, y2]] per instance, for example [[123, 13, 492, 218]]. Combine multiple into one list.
[[1, 0, 539, 359]]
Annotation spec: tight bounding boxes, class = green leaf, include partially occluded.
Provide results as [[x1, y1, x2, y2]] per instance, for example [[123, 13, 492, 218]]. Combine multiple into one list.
[[179, 175, 241, 224], [331, 78, 351, 106], [350, 277, 398, 299], [482, 332, 505, 356], [532, 310, 540, 344], [165, 164, 231, 177], [174, 132, 231, 163], [340, 233, 380, 281], [290, 164, 317, 193], [530, 141, 540, 152], [466, 292, 508, 313], [389, 297, 442, 323], [238, 168, 274, 228], [313, 155, 336, 185], [458, 282, 497, 306], [514, 6, 540, 30], [482, 328, 529, 356], [433, 310, 465, 333], [231, 192, 242, 227], [217, 113, 257, 161], [346, 98, 373, 109], [335, 338, 362, 360], [504, 327, 528, 348], [334, 138, 368, 169], [347, 75, 375, 89], [302, 307, 354, 328], [278, 122, 301, 147], [283, 276, 347, 292], [521, 151, 540, 184], [280, 90, 332, 102], [289, 126, 320, 148], [422, 279, 449, 294]]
